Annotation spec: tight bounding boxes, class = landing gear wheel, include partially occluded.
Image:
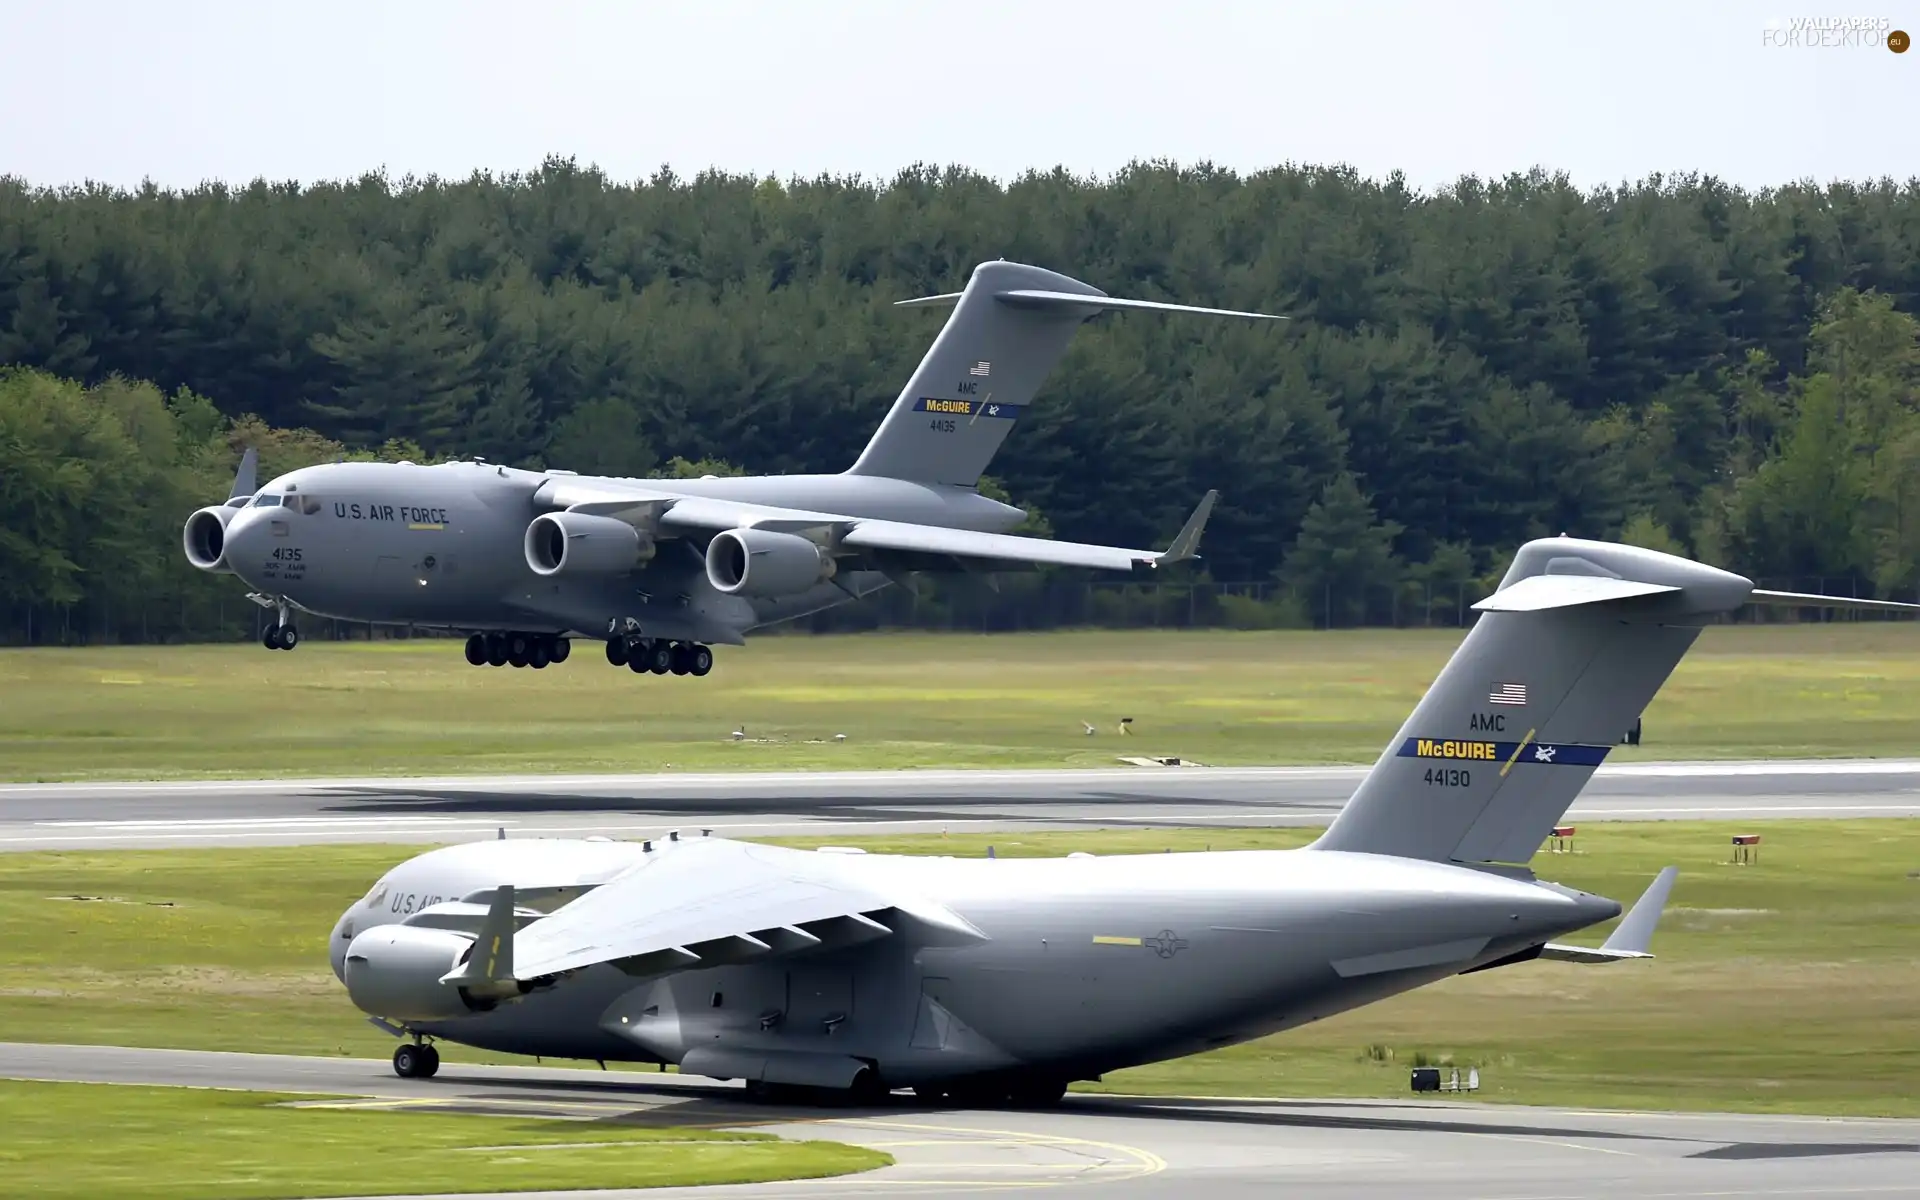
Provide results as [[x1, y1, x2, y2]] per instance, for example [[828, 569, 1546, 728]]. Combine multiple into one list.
[[262, 625, 283, 651], [278, 627, 299, 651], [464, 634, 487, 666], [689, 645, 713, 677], [648, 642, 673, 674], [393, 1043, 439, 1079], [548, 637, 570, 664], [847, 1066, 888, 1104], [605, 638, 628, 667], [1006, 1078, 1067, 1107], [669, 642, 692, 675], [527, 640, 551, 669], [485, 634, 508, 667]]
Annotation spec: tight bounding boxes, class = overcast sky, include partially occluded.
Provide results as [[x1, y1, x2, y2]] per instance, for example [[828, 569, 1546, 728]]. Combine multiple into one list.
[[2, 0, 1913, 194]]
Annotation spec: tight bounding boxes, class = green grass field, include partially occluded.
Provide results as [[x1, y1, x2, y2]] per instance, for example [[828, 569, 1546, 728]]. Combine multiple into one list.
[[4, 821, 1917, 1116], [0, 1079, 889, 1199], [4, 624, 1920, 781]]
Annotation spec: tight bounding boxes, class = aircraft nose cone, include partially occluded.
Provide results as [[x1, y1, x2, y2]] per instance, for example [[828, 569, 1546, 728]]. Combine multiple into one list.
[[221, 510, 273, 586]]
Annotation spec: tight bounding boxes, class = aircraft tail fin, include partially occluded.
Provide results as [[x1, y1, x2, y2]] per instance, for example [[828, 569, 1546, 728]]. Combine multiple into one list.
[[846, 261, 1284, 488], [438, 884, 516, 990], [1311, 538, 1918, 866]]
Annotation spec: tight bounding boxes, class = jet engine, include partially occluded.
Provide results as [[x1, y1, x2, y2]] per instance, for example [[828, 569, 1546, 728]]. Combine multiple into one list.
[[705, 528, 836, 597], [524, 512, 656, 577], [182, 505, 240, 573], [343, 924, 503, 1022]]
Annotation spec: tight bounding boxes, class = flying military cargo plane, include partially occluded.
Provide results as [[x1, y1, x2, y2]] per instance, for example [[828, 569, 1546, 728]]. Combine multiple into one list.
[[181, 261, 1265, 676], [328, 535, 1919, 1102]]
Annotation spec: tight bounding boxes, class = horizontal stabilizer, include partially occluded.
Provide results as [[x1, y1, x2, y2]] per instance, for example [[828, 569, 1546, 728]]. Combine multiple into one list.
[[894, 289, 1289, 323], [1748, 589, 1920, 614], [993, 289, 1288, 321], [1537, 943, 1652, 964], [1539, 866, 1676, 964], [1472, 574, 1681, 612], [893, 292, 965, 308]]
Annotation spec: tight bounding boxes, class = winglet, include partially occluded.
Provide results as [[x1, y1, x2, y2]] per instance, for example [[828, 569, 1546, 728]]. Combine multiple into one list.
[[439, 884, 516, 988], [1602, 864, 1678, 954], [1154, 490, 1219, 566], [1538, 866, 1677, 964], [225, 447, 259, 506]]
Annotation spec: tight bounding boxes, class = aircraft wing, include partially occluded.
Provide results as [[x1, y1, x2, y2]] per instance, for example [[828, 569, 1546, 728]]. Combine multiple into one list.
[[537, 478, 1217, 571], [498, 838, 983, 983]]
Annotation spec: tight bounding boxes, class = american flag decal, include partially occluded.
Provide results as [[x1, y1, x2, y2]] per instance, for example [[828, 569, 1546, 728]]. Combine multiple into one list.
[[1488, 682, 1528, 706], [969, 361, 991, 377]]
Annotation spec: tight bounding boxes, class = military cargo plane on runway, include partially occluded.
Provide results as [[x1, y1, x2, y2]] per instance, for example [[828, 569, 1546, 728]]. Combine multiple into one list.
[[182, 261, 1266, 676], [327, 536, 1918, 1102]]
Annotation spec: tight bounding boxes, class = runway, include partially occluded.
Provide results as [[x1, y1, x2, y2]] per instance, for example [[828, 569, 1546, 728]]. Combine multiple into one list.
[[3, 1042, 1914, 1199], [2, 760, 1918, 849]]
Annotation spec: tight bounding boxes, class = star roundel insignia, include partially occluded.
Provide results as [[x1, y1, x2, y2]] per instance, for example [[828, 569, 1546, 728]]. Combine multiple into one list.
[[1143, 929, 1189, 959]]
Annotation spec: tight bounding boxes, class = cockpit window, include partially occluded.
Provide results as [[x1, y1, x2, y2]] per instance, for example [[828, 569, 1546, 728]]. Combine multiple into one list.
[[364, 880, 390, 909], [252, 494, 282, 508]]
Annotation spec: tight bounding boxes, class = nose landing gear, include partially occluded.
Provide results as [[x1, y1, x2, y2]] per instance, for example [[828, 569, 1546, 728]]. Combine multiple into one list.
[[392, 1041, 440, 1079], [261, 601, 298, 650]]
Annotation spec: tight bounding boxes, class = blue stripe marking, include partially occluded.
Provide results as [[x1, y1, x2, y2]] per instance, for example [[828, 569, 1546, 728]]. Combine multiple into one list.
[[914, 397, 1025, 420], [1396, 738, 1611, 768]]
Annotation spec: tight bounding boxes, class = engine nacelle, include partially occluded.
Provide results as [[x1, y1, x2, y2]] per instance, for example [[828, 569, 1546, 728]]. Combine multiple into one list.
[[705, 528, 837, 597], [182, 505, 240, 573], [343, 924, 495, 1022], [524, 511, 655, 577]]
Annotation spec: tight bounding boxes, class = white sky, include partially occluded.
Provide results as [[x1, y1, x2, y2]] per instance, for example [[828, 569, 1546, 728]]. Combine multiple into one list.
[[0, 0, 1913, 193]]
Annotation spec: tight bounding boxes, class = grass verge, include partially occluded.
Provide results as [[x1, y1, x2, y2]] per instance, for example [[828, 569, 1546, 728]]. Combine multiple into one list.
[[6, 624, 1920, 781], [3, 821, 1919, 1115], [0, 1079, 889, 1199]]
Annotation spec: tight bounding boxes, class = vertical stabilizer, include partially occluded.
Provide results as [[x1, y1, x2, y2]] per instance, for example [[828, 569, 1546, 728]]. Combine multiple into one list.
[[848, 261, 1283, 488], [1312, 539, 1754, 865]]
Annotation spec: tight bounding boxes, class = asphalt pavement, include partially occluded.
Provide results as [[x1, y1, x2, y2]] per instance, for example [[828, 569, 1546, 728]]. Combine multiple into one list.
[[4, 1042, 1914, 1199], [2, 760, 1917, 849]]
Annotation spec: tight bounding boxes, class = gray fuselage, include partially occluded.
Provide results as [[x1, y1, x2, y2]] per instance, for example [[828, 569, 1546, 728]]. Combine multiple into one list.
[[329, 838, 1617, 1088], [209, 461, 1024, 643]]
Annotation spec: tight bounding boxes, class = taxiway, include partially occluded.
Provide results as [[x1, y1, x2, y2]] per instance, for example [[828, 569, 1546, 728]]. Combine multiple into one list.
[[1, 760, 1917, 849], [2, 1042, 1913, 1199]]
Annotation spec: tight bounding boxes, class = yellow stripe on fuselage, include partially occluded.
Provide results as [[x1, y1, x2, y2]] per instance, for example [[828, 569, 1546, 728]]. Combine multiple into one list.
[[1093, 935, 1144, 946]]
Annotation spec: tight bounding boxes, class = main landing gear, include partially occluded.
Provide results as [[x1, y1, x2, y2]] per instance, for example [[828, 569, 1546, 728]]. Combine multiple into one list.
[[604, 636, 713, 678], [392, 1041, 440, 1079], [463, 632, 572, 669]]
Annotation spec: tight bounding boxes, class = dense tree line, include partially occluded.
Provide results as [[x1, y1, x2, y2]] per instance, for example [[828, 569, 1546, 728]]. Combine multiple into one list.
[[2, 160, 1918, 641]]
